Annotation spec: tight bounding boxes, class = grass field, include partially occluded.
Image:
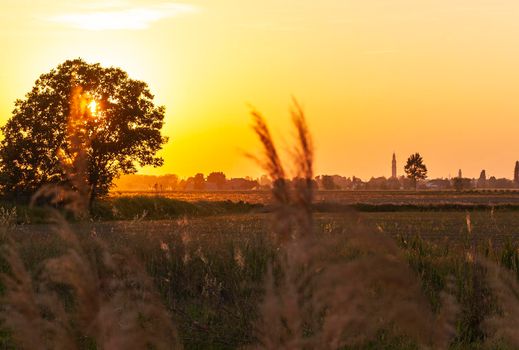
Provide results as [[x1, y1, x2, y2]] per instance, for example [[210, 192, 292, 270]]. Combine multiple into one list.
[[3, 200, 519, 349], [110, 189, 519, 206], [11, 209, 519, 246], [4, 191, 519, 225]]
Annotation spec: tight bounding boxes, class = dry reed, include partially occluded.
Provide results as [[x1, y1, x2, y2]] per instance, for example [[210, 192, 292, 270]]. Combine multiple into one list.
[[482, 259, 519, 346], [251, 101, 459, 349]]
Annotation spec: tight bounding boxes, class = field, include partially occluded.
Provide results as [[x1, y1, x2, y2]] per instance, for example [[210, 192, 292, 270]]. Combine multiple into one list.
[[3, 191, 519, 349], [12, 210, 519, 246], [111, 189, 519, 206]]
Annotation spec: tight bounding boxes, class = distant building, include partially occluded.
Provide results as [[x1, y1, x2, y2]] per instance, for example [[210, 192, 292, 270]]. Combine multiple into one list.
[[477, 170, 487, 188], [392, 153, 397, 178], [458, 169, 462, 178], [427, 178, 451, 190], [514, 161, 519, 185]]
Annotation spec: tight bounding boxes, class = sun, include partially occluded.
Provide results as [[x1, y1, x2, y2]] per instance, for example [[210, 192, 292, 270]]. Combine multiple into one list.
[[88, 100, 97, 116]]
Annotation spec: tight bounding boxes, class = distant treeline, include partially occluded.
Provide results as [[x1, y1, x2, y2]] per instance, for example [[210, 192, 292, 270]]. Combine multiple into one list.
[[114, 172, 519, 192], [114, 172, 261, 191], [316, 174, 519, 191]]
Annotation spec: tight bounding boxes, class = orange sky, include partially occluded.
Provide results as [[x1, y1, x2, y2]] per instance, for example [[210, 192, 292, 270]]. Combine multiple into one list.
[[1, 0, 519, 180]]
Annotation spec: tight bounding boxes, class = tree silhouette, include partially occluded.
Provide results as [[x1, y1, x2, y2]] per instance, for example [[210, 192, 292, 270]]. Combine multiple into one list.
[[207, 172, 226, 189], [404, 153, 427, 190], [0, 59, 167, 205], [321, 175, 336, 190], [193, 173, 206, 190]]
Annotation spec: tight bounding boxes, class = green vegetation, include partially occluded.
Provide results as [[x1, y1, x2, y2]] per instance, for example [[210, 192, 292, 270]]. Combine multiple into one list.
[[0, 197, 262, 224], [4, 194, 519, 225], [3, 212, 519, 348], [92, 196, 261, 221]]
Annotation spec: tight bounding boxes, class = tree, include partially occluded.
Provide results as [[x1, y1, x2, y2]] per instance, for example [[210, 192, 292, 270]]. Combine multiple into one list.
[[0, 59, 167, 206], [387, 176, 401, 190], [452, 177, 463, 192], [193, 173, 206, 190], [367, 176, 388, 190], [207, 172, 226, 189], [404, 153, 427, 190], [321, 175, 336, 190], [162, 174, 179, 190]]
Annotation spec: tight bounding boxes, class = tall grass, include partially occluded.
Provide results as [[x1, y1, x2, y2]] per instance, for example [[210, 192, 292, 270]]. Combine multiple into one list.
[[1, 219, 180, 349], [251, 102, 458, 349]]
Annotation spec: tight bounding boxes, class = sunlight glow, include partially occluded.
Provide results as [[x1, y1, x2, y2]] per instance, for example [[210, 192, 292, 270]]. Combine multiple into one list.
[[49, 3, 198, 31], [88, 100, 97, 116], [4, 1, 519, 178]]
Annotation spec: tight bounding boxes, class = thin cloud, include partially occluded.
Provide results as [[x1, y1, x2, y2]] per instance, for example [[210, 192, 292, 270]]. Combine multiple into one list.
[[48, 2, 198, 31], [242, 21, 302, 32], [363, 49, 399, 55]]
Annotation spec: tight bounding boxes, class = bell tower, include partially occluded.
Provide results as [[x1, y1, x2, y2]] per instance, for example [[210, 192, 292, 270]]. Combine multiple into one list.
[[392, 153, 397, 178]]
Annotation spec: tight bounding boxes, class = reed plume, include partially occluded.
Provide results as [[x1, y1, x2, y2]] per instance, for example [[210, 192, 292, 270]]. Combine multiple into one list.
[[251, 101, 458, 349], [250, 101, 314, 242], [482, 258, 519, 347]]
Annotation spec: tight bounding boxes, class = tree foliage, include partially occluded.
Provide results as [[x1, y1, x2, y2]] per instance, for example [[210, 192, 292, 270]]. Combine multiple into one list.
[[321, 175, 336, 190], [207, 172, 226, 189], [404, 153, 427, 189], [193, 173, 206, 190], [0, 59, 167, 202]]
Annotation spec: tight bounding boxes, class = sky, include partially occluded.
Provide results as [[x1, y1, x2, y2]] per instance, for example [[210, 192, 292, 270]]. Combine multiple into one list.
[[1, 0, 519, 180]]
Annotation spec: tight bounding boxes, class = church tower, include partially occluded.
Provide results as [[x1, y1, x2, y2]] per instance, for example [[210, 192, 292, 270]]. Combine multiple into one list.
[[392, 153, 397, 178]]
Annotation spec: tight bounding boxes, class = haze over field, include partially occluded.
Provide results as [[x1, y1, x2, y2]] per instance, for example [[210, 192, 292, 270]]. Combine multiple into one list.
[[2, 0, 519, 179]]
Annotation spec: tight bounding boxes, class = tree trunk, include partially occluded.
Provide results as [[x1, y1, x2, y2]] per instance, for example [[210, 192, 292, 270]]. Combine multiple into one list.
[[88, 180, 97, 215]]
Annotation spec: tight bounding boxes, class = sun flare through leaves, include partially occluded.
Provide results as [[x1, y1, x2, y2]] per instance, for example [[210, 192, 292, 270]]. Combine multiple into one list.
[[87, 100, 97, 117]]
